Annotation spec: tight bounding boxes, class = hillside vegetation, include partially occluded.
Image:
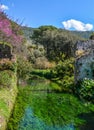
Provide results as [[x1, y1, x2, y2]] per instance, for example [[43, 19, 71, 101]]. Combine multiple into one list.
[[0, 11, 26, 130], [72, 31, 94, 39]]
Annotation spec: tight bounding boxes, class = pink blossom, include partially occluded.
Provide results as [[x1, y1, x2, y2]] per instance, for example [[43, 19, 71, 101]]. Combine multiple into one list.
[[0, 11, 24, 48]]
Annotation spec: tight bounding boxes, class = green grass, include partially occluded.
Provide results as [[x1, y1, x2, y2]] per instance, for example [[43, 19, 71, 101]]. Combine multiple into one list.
[[30, 69, 52, 79], [0, 99, 9, 118], [28, 79, 62, 92], [0, 73, 17, 130]]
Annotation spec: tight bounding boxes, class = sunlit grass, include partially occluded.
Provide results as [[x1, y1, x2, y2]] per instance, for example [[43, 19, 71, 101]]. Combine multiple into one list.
[[0, 74, 17, 129]]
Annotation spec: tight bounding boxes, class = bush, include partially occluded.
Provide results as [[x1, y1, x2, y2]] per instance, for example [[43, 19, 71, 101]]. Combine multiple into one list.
[[76, 78, 94, 102], [52, 57, 74, 78], [89, 33, 94, 40], [0, 59, 17, 72], [34, 57, 54, 69], [17, 57, 32, 80], [61, 76, 74, 92], [0, 70, 13, 88]]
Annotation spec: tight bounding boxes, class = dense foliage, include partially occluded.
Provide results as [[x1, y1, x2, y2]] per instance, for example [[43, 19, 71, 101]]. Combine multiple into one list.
[[0, 70, 14, 88], [76, 79, 94, 102], [51, 56, 74, 92], [0, 11, 30, 84], [89, 32, 94, 40], [72, 31, 93, 39], [0, 11, 25, 54], [17, 57, 32, 80], [31, 26, 82, 61]]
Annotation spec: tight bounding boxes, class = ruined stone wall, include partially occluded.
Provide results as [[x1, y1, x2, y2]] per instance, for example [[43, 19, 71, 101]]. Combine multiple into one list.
[[0, 44, 12, 59], [0, 44, 16, 71], [75, 40, 94, 82]]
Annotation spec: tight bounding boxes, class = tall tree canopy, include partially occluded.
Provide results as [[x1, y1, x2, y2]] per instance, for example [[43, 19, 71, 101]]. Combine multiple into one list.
[[31, 26, 82, 61]]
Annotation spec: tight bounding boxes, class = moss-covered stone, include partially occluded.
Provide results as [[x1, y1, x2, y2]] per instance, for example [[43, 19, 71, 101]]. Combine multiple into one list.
[[0, 73, 17, 130]]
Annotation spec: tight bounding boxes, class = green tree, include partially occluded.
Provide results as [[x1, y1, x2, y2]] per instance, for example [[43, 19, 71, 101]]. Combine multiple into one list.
[[17, 57, 32, 83], [31, 26, 82, 61], [89, 33, 94, 40]]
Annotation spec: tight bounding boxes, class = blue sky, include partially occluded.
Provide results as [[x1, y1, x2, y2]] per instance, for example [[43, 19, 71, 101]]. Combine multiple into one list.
[[0, 0, 94, 31]]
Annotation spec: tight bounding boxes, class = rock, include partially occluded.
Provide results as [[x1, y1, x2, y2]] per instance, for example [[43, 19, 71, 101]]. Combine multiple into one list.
[[75, 40, 94, 83]]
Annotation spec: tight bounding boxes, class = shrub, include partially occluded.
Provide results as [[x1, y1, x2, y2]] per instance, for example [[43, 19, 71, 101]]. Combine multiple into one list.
[[0, 59, 17, 72], [76, 78, 94, 102], [0, 70, 13, 88], [89, 33, 94, 40], [61, 76, 74, 92], [52, 57, 74, 79], [17, 57, 32, 80], [34, 57, 54, 69]]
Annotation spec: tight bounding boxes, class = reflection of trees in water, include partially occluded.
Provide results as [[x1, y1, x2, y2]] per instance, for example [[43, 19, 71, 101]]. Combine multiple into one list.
[[79, 113, 94, 130]]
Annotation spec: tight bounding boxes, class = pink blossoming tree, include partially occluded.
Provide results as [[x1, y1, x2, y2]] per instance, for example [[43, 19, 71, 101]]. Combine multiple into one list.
[[0, 11, 24, 53]]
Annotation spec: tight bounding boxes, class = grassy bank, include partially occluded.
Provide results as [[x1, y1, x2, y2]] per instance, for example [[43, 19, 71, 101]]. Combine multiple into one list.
[[0, 72, 17, 130]]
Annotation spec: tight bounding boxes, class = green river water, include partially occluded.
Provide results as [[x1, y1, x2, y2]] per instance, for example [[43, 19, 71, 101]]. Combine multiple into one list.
[[7, 79, 94, 130]]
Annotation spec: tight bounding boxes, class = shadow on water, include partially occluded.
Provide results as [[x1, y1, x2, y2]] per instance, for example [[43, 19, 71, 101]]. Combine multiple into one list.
[[78, 112, 94, 130], [7, 79, 94, 130]]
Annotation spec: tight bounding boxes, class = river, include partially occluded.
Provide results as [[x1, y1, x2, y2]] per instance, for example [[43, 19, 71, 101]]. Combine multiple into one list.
[[7, 79, 94, 130]]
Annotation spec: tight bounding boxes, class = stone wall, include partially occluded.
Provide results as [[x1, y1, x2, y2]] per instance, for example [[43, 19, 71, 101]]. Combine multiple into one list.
[[75, 40, 94, 82], [0, 44, 12, 59]]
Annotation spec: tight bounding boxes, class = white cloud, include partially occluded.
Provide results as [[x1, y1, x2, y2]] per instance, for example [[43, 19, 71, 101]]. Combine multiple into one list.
[[62, 19, 93, 31], [0, 4, 9, 10]]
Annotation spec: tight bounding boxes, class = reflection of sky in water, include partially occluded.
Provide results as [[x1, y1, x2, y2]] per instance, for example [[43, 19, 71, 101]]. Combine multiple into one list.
[[19, 107, 75, 130]]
